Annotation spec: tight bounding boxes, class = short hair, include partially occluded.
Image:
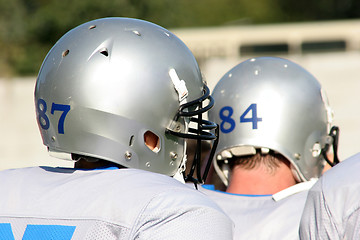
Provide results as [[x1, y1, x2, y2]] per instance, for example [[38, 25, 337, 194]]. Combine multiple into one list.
[[229, 150, 289, 175]]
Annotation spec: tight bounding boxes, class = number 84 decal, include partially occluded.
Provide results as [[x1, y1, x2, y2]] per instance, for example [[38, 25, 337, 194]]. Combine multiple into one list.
[[219, 104, 262, 133], [37, 99, 70, 134]]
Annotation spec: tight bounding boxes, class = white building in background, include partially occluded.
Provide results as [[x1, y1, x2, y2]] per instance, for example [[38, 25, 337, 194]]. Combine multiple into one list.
[[173, 19, 360, 161], [172, 19, 360, 60], [1, 20, 360, 170]]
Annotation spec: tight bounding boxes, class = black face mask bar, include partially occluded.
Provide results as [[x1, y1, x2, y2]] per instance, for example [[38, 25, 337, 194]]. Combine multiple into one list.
[[322, 126, 340, 167], [166, 85, 219, 185]]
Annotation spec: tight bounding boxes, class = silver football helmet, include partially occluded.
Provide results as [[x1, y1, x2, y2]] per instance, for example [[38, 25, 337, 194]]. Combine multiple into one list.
[[209, 57, 339, 185], [34, 17, 217, 183]]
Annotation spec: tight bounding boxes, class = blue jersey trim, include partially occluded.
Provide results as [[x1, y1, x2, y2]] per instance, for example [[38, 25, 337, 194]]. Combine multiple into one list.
[[94, 166, 119, 170], [222, 192, 272, 197], [202, 184, 215, 190], [74, 166, 119, 171]]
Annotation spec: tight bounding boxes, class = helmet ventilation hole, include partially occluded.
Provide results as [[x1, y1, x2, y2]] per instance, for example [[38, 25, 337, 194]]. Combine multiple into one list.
[[89, 25, 96, 30], [129, 135, 134, 146], [99, 48, 109, 57], [62, 50, 69, 57]]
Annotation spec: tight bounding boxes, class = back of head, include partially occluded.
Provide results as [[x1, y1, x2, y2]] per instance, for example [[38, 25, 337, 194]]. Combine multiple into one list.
[[209, 57, 335, 185], [34, 17, 217, 182]]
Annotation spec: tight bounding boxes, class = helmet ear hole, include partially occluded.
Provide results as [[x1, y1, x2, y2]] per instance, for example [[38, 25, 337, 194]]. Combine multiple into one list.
[[144, 131, 160, 153], [99, 48, 109, 57]]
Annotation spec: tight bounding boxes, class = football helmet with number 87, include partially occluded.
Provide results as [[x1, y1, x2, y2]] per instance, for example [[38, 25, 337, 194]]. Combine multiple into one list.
[[34, 17, 218, 184]]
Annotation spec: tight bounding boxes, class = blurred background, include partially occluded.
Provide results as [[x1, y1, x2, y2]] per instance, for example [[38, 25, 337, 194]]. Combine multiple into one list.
[[1, 0, 360, 169]]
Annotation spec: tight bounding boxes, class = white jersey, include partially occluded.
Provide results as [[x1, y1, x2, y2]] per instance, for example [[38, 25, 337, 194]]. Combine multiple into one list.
[[0, 166, 233, 240], [300, 153, 360, 240], [198, 180, 316, 240]]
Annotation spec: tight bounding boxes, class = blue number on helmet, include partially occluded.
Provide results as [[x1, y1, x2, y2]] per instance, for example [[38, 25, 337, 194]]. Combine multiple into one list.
[[37, 99, 50, 130], [37, 99, 70, 134], [51, 103, 71, 134], [219, 104, 262, 133], [219, 106, 236, 133], [240, 103, 262, 129]]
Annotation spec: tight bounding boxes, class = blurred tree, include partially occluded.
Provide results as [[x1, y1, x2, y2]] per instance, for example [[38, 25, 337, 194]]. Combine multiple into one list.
[[0, 0, 27, 76], [1, 0, 360, 76], [277, 0, 360, 21]]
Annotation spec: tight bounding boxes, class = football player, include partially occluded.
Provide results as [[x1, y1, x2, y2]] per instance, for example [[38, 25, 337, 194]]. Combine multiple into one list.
[[300, 153, 360, 239], [200, 57, 339, 239], [0, 18, 233, 239]]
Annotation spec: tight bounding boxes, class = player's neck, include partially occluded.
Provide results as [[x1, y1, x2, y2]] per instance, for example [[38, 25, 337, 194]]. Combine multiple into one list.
[[226, 161, 297, 195]]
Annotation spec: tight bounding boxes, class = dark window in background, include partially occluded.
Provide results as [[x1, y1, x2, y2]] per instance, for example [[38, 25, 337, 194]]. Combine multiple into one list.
[[240, 43, 289, 56], [239, 40, 346, 56], [301, 40, 346, 53]]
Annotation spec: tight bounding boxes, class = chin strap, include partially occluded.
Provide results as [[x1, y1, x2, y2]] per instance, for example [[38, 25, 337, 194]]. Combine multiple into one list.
[[173, 169, 186, 184], [173, 142, 188, 184], [213, 156, 229, 187], [322, 126, 340, 167]]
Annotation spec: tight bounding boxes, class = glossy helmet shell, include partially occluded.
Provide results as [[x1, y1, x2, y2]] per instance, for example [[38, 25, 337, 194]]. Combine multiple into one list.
[[35, 17, 209, 177], [209, 57, 333, 182]]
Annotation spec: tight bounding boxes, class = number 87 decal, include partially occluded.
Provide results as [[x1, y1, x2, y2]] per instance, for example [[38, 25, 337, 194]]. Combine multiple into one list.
[[37, 99, 70, 134], [219, 104, 262, 133]]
